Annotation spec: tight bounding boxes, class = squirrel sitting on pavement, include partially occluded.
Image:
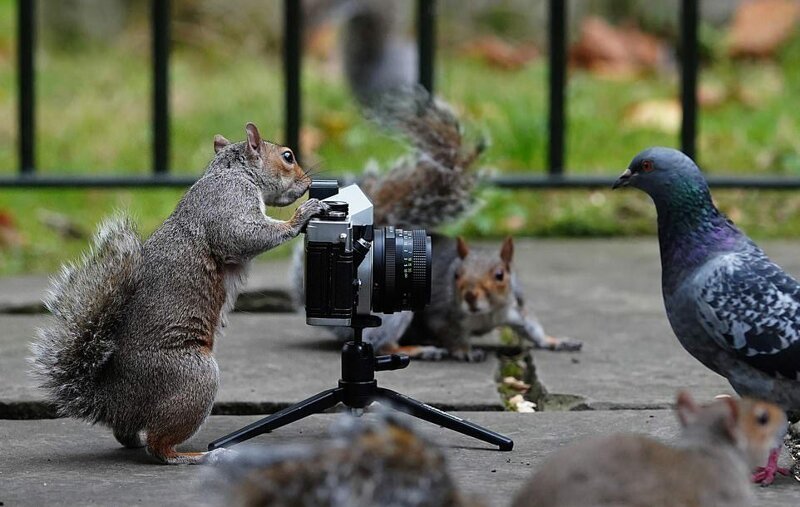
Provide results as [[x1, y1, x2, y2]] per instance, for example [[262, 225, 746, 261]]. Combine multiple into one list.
[[511, 391, 788, 507], [30, 122, 327, 464], [292, 86, 580, 360], [372, 235, 582, 362]]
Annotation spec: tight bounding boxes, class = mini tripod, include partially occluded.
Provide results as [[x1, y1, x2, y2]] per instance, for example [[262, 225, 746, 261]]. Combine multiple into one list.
[[209, 316, 513, 451]]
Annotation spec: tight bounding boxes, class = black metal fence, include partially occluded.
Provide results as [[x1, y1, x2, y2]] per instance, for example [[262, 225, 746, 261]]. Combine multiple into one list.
[[5, 0, 800, 189]]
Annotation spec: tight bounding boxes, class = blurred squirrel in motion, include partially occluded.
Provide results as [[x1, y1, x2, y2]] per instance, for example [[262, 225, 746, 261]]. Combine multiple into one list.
[[30, 123, 327, 464], [292, 87, 579, 360], [511, 391, 788, 507], [213, 414, 483, 507], [342, 0, 417, 106]]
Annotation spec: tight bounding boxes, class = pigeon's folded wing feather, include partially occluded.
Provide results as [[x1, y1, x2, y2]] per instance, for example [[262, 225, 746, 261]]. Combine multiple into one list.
[[694, 251, 800, 380]]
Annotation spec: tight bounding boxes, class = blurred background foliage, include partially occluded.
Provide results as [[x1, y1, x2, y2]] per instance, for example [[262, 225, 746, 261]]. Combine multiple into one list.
[[3, 0, 800, 275]]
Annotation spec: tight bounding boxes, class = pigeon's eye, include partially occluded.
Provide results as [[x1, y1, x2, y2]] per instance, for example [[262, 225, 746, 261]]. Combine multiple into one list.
[[494, 269, 505, 282], [755, 409, 770, 426], [642, 160, 654, 172], [282, 150, 295, 164]]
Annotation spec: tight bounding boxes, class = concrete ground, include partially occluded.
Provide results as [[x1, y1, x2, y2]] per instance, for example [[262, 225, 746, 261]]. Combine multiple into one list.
[[1, 238, 799, 506]]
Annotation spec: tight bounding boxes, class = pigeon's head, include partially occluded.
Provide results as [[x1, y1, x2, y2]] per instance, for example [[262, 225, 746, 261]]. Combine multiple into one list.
[[612, 147, 708, 200]]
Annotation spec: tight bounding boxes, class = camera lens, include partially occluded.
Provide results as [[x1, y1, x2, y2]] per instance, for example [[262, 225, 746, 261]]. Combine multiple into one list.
[[372, 227, 432, 313]]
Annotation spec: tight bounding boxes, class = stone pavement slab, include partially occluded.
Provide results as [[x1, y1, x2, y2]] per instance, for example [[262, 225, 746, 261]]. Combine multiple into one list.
[[1, 411, 797, 507], [5, 239, 800, 413], [0, 313, 502, 415], [509, 239, 800, 408]]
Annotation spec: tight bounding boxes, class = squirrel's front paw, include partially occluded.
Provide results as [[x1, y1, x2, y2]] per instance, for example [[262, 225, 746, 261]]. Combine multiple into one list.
[[293, 199, 329, 229], [543, 335, 583, 352], [451, 348, 486, 363], [415, 346, 449, 361]]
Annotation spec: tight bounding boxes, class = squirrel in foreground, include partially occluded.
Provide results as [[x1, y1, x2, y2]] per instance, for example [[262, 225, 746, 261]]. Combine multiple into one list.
[[212, 414, 483, 507], [214, 392, 780, 507], [511, 391, 788, 507], [291, 87, 580, 360], [30, 123, 326, 464]]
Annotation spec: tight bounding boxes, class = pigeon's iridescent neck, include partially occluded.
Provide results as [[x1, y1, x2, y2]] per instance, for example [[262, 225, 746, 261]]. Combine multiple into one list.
[[653, 180, 740, 292]]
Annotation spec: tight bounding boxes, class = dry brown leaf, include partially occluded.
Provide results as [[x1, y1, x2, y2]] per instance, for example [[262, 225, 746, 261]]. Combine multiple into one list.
[[462, 35, 539, 71], [729, 0, 800, 58], [570, 17, 666, 78], [503, 376, 531, 392], [300, 126, 325, 154], [0, 211, 24, 249], [306, 21, 338, 62]]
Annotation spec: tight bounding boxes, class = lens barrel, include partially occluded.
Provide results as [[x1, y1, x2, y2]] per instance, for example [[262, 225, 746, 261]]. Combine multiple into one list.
[[372, 227, 432, 313]]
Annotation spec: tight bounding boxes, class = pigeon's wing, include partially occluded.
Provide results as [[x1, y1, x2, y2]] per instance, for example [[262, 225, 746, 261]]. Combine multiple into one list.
[[694, 251, 800, 380]]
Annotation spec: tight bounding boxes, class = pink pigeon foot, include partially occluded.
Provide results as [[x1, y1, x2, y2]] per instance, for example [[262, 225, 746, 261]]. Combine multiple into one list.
[[752, 447, 791, 486]]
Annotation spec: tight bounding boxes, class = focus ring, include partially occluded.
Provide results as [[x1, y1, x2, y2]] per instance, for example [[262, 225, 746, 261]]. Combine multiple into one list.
[[384, 231, 395, 294], [412, 230, 427, 286]]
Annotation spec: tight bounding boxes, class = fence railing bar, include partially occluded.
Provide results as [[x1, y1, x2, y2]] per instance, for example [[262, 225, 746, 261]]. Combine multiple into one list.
[[152, 0, 170, 174], [5, 173, 800, 190], [680, 0, 698, 160], [548, 0, 566, 175], [18, 0, 35, 174], [488, 174, 800, 189], [284, 0, 302, 156], [417, 0, 436, 93]]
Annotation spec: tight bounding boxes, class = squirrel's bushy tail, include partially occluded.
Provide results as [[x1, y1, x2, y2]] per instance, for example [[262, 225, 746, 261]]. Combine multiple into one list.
[[362, 85, 485, 229], [30, 215, 143, 422]]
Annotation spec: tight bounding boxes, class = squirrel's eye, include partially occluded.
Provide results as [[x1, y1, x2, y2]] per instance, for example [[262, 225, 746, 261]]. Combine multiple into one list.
[[282, 151, 294, 164], [454, 270, 462, 280], [494, 269, 504, 281], [755, 409, 770, 426], [642, 160, 654, 172]]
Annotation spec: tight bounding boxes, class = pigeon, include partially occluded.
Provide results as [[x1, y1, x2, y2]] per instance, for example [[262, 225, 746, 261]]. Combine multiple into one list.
[[613, 147, 800, 485]]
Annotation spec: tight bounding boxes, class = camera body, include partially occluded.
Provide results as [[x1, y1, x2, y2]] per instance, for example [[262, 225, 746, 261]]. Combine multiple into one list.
[[304, 180, 432, 327]]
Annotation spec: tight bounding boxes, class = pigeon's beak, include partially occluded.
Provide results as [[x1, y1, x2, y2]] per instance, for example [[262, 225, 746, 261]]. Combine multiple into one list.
[[612, 168, 632, 190]]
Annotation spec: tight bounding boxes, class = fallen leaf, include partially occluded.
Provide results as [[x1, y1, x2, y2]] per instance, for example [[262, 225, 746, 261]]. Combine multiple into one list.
[[300, 126, 325, 154], [729, 0, 800, 58], [509, 394, 536, 413], [462, 35, 539, 71], [503, 376, 531, 391], [0, 210, 24, 249], [625, 99, 682, 134], [698, 81, 728, 109], [570, 17, 666, 78]]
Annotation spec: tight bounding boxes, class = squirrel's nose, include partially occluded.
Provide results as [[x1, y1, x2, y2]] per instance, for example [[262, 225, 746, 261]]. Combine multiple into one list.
[[464, 290, 479, 310]]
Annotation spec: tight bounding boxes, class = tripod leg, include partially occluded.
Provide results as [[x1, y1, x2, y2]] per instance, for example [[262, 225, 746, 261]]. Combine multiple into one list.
[[208, 387, 343, 450], [376, 388, 513, 451]]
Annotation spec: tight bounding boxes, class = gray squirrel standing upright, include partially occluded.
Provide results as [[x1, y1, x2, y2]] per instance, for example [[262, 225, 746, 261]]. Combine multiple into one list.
[[292, 87, 580, 360], [30, 123, 326, 464]]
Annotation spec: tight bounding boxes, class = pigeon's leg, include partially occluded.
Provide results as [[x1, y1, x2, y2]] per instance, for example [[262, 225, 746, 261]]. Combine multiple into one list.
[[505, 304, 582, 352], [752, 447, 791, 486]]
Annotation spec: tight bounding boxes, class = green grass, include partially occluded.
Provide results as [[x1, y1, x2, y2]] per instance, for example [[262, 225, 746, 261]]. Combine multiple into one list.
[[4, 7, 800, 276]]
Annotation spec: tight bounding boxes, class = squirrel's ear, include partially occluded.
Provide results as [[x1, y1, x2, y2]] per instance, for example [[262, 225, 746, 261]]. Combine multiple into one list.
[[500, 236, 514, 266], [213, 135, 231, 154], [716, 395, 740, 439], [456, 237, 469, 259], [245, 122, 262, 155], [676, 390, 700, 427]]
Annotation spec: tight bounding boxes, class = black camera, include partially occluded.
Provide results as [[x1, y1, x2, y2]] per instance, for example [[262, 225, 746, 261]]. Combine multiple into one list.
[[304, 180, 432, 327]]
